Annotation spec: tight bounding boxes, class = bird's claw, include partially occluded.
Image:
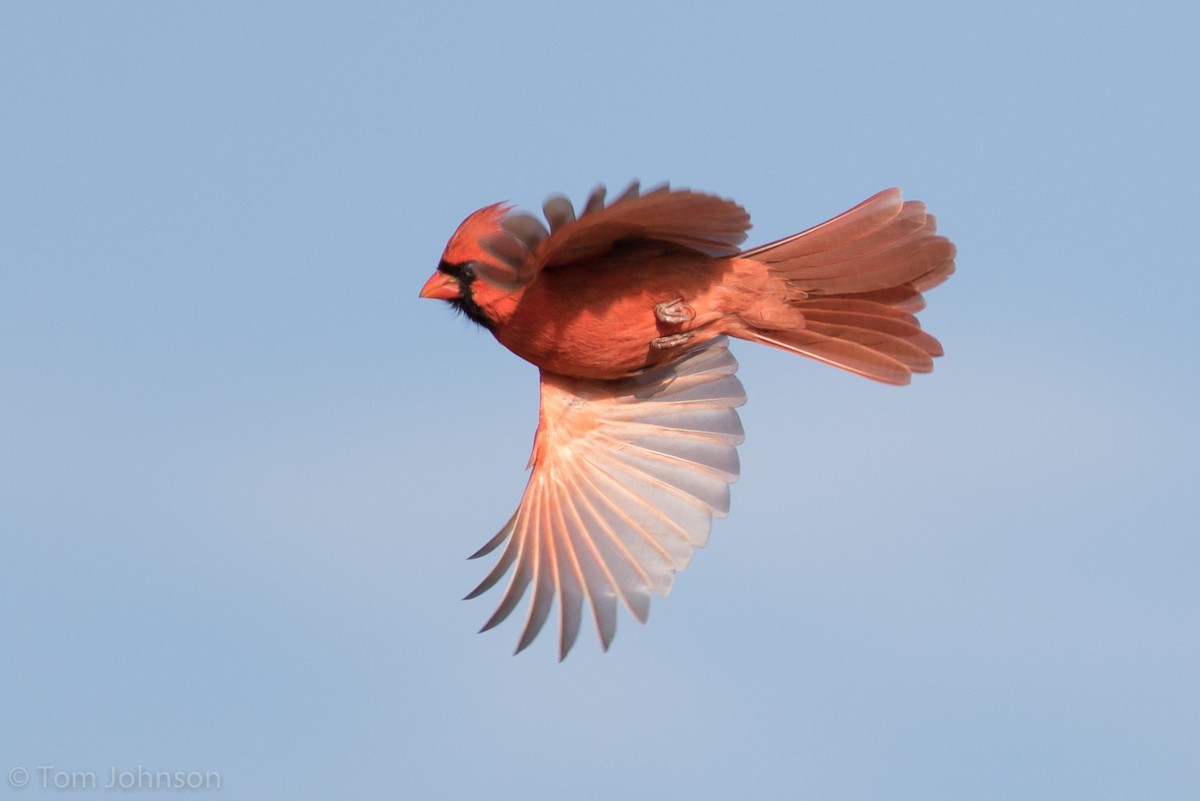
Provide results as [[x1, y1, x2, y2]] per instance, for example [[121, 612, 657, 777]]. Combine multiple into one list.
[[652, 333, 693, 350], [654, 298, 695, 325]]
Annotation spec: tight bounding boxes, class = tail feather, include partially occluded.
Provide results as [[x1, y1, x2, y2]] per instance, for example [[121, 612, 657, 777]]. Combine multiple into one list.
[[749, 329, 918, 385], [740, 188, 908, 261], [801, 310, 943, 358], [733, 189, 955, 384], [796, 297, 924, 323], [832, 286, 932, 314]]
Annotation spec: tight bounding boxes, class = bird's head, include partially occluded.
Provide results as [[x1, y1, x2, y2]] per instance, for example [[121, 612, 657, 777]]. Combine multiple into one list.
[[419, 202, 523, 330]]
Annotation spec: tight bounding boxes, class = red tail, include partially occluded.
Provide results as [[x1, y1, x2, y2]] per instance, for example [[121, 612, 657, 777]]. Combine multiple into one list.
[[730, 189, 955, 385]]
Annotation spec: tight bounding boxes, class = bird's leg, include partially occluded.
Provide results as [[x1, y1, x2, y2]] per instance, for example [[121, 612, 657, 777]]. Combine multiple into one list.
[[652, 333, 693, 350], [654, 297, 695, 325]]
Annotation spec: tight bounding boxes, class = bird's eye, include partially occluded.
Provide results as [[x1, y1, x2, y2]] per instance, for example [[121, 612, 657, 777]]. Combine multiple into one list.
[[437, 259, 473, 281]]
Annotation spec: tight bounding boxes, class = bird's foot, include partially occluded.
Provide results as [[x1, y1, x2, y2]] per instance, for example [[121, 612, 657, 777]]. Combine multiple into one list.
[[651, 333, 693, 350], [654, 298, 695, 325]]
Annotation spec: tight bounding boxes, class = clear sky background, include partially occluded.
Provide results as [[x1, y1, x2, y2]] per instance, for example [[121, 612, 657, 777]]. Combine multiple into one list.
[[2, 2, 1197, 799]]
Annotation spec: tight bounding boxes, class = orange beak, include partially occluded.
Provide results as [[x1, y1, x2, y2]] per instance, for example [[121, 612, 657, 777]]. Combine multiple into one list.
[[419, 271, 461, 300]]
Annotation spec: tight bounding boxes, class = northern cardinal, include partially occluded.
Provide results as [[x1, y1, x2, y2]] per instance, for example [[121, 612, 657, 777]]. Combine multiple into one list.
[[420, 182, 954, 658]]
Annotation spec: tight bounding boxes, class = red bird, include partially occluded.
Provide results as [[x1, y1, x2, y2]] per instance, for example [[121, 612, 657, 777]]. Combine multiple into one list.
[[420, 182, 955, 658]]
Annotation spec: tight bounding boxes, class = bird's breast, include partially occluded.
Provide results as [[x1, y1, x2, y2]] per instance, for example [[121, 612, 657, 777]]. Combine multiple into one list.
[[492, 256, 733, 380]]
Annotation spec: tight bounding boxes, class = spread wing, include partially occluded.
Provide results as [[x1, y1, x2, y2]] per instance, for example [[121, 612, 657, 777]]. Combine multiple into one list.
[[471, 181, 751, 290], [465, 337, 747, 659]]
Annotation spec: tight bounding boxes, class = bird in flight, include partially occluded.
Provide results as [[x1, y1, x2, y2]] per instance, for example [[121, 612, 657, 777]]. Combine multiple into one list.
[[420, 182, 955, 659]]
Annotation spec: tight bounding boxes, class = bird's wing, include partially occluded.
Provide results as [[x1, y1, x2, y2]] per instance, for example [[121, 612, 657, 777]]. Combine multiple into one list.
[[465, 336, 746, 659], [471, 181, 751, 289]]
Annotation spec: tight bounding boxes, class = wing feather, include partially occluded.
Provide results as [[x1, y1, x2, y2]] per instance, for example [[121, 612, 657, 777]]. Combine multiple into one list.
[[478, 533, 534, 632], [467, 337, 747, 657], [582, 458, 709, 557], [475, 182, 751, 289], [560, 468, 654, 624], [554, 471, 621, 649], [514, 500, 555, 654], [548, 495, 586, 659], [464, 512, 519, 599]]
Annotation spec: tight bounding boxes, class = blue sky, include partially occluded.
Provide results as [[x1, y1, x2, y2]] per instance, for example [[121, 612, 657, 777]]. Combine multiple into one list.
[[2, 2, 1197, 799]]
